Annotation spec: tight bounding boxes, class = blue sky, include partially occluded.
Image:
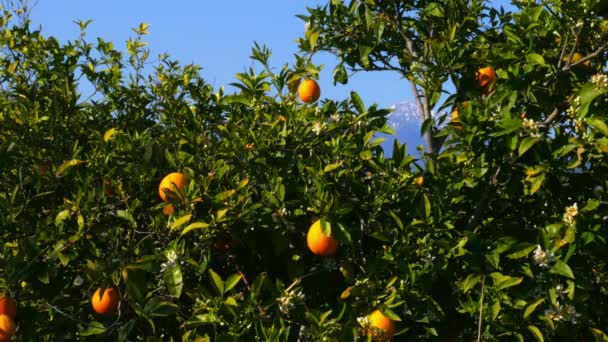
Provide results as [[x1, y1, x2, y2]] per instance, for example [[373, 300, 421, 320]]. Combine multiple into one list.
[[30, 1, 408, 110], [30, 1, 513, 122]]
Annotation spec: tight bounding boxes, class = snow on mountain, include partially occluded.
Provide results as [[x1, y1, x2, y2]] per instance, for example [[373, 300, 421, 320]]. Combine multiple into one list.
[[380, 101, 425, 156]]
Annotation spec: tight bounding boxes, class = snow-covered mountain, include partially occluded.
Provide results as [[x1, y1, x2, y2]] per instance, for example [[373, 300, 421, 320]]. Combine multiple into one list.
[[380, 101, 425, 156]]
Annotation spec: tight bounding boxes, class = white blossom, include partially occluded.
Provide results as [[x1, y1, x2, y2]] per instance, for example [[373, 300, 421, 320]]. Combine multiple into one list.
[[591, 74, 608, 89], [563, 203, 578, 225], [312, 121, 326, 135], [533, 245, 551, 268]]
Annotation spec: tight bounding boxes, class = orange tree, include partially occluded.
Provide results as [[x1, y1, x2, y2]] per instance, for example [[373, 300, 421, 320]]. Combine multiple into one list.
[[0, 0, 608, 341], [300, 0, 608, 340]]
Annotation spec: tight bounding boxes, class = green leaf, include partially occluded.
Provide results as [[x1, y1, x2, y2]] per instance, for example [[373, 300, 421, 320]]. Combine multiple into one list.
[[358, 44, 374, 68], [527, 53, 545, 66], [523, 298, 545, 319], [519, 137, 540, 157], [55, 159, 86, 176], [79, 321, 106, 336], [549, 260, 575, 279], [587, 118, 608, 137], [490, 272, 523, 290], [323, 161, 343, 173], [359, 149, 373, 160], [181, 221, 209, 236], [333, 63, 348, 85], [528, 325, 544, 342], [209, 269, 224, 295], [223, 296, 238, 307], [461, 274, 481, 293], [55, 209, 70, 227], [164, 265, 183, 297], [215, 189, 236, 201], [506, 244, 537, 259], [423, 193, 431, 219], [122, 268, 147, 302], [116, 210, 137, 227], [144, 296, 179, 317], [320, 218, 332, 237], [582, 199, 600, 212], [308, 30, 320, 51], [491, 301, 501, 320], [221, 94, 252, 106], [170, 214, 192, 231], [591, 328, 608, 342], [224, 273, 242, 292], [350, 91, 365, 114]]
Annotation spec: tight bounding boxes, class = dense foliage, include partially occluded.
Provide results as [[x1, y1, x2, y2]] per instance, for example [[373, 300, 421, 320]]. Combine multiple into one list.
[[1, 0, 608, 340]]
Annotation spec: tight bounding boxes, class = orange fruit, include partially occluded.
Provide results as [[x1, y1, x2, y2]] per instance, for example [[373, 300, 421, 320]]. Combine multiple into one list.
[[564, 52, 590, 67], [476, 66, 496, 88], [298, 78, 321, 103], [91, 287, 120, 316], [307, 219, 338, 257], [162, 204, 175, 216], [367, 309, 396, 340], [0, 314, 16, 342], [413, 176, 424, 187], [451, 107, 460, 123], [0, 297, 16, 319], [158, 172, 188, 202]]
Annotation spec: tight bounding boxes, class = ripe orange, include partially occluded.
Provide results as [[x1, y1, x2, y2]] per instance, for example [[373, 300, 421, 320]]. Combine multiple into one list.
[[91, 287, 119, 316], [476, 66, 496, 88], [162, 204, 175, 216], [306, 219, 338, 257], [0, 297, 16, 319], [367, 309, 396, 340], [451, 107, 460, 123], [0, 314, 16, 342], [564, 52, 590, 67], [298, 78, 321, 103], [158, 172, 188, 202]]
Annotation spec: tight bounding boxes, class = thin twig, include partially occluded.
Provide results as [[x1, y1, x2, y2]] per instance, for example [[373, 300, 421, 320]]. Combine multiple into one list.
[[476, 276, 486, 342]]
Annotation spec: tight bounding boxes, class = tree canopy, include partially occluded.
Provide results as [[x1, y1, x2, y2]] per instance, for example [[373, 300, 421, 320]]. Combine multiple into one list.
[[1, 0, 608, 340]]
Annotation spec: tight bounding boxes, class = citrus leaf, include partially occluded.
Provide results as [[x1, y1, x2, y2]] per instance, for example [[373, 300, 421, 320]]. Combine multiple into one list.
[[323, 161, 343, 173], [461, 274, 481, 293], [350, 91, 365, 114], [180, 221, 209, 236], [528, 325, 544, 342], [55, 159, 86, 176], [519, 137, 540, 157], [588, 118, 608, 137], [523, 298, 545, 319], [79, 321, 106, 336], [506, 244, 537, 259], [224, 296, 238, 307], [215, 189, 236, 201], [591, 328, 608, 342], [164, 265, 183, 298], [144, 296, 179, 317], [170, 214, 192, 231], [209, 269, 224, 295], [549, 260, 575, 279], [527, 53, 545, 66], [225, 273, 242, 292]]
